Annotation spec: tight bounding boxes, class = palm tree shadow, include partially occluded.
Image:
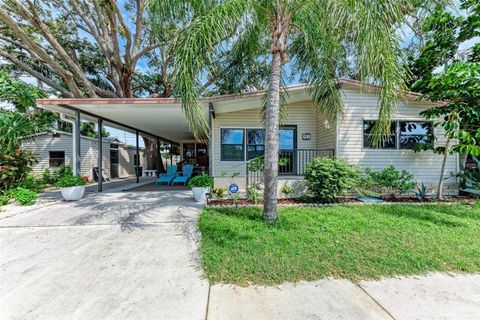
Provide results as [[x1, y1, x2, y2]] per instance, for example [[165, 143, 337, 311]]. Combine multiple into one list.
[[375, 205, 467, 228]]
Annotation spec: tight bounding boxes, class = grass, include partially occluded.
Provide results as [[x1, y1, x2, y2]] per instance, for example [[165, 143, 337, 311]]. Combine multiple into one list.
[[198, 203, 480, 285]]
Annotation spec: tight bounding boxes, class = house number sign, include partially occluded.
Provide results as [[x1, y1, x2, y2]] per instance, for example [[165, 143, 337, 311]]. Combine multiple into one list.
[[302, 133, 312, 141]]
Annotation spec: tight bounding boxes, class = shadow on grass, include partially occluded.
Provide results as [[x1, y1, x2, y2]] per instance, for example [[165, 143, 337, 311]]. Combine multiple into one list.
[[375, 205, 468, 228]]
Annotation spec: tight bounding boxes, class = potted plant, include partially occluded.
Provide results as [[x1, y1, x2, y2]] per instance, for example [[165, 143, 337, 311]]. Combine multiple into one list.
[[57, 175, 87, 201], [188, 175, 214, 203]]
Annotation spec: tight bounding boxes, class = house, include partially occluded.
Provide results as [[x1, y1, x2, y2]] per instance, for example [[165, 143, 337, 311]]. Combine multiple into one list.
[[22, 131, 145, 181], [36, 80, 459, 195]]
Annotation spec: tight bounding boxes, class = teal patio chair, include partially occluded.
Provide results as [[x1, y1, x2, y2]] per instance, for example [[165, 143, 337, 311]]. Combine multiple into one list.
[[155, 165, 177, 185], [172, 164, 194, 186]]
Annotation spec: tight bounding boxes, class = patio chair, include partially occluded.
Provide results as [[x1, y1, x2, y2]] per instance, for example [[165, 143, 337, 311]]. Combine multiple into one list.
[[171, 164, 194, 186], [155, 165, 177, 185]]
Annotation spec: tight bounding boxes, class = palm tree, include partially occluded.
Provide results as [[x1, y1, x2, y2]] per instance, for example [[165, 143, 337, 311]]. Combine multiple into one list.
[[149, 0, 438, 222]]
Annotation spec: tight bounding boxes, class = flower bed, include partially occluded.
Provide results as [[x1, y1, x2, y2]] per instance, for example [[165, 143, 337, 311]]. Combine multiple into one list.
[[206, 195, 478, 208]]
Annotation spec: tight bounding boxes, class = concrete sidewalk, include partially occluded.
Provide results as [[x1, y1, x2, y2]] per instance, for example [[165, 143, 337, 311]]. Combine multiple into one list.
[[1, 191, 479, 319], [207, 273, 480, 320]]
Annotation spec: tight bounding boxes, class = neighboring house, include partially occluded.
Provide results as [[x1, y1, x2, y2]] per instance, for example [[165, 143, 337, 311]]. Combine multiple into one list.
[[36, 79, 459, 195], [22, 131, 145, 181]]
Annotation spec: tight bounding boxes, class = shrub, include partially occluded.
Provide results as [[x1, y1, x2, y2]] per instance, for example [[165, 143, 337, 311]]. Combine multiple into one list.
[[56, 175, 87, 188], [42, 168, 56, 185], [281, 185, 295, 198], [15, 173, 45, 193], [11, 187, 37, 205], [211, 187, 228, 199], [247, 186, 263, 204], [0, 193, 9, 206], [304, 157, 360, 202], [53, 164, 73, 181], [0, 148, 38, 190], [188, 175, 214, 188], [367, 165, 416, 198]]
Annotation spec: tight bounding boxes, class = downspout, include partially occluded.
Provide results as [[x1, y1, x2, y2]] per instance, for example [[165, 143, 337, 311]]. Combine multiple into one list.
[[60, 113, 79, 176], [208, 103, 215, 176]]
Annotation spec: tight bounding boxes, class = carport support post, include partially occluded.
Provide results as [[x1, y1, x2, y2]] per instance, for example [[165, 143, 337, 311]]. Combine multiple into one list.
[[156, 137, 161, 177], [136, 130, 140, 183], [98, 117, 103, 192], [75, 111, 81, 176]]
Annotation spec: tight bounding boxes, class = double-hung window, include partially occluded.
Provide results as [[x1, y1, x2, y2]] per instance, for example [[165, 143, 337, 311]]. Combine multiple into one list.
[[363, 120, 434, 150], [246, 129, 265, 160], [221, 129, 245, 161]]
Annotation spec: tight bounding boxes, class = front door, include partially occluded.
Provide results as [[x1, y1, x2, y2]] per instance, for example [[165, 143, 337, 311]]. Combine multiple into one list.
[[279, 126, 296, 174]]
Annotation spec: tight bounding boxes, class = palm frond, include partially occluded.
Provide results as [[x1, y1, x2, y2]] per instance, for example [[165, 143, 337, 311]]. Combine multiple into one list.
[[150, 0, 252, 140], [290, 2, 345, 123]]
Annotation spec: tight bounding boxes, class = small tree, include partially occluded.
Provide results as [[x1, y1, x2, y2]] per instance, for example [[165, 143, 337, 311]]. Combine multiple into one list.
[[416, 62, 480, 199]]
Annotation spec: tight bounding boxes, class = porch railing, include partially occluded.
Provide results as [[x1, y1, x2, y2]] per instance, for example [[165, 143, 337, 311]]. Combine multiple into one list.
[[246, 148, 334, 193]]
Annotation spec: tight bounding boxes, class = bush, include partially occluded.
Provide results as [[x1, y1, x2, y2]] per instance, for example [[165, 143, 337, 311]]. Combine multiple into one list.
[[247, 186, 263, 204], [367, 165, 416, 198], [304, 157, 360, 202], [188, 175, 214, 188], [53, 164, 73, 181], [281, 185, 295, 197], [56, 175, 87, 188], [0, 193, 9, 206], [15, 173, 45, 193], [11, 187, 37, 206], [0, 148, 38, 190], [211, 187, 228, 199], [42, 168, 56, 185]]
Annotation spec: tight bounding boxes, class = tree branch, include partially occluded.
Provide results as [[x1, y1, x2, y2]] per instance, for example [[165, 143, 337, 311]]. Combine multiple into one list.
[[0, 51, 74, 97]]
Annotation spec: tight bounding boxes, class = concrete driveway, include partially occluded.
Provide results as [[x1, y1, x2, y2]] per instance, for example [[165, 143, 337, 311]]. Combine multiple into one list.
[[0, 191, 209, 320]]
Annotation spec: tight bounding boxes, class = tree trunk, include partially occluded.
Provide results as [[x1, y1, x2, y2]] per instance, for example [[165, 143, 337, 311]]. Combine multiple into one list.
[[263, 51, 282, 222], [437, 137, 451, 200], [144, 138, 165, 173]]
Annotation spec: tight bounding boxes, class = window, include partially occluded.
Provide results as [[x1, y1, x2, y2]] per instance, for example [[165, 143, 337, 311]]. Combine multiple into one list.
[[363, 121, 396, 149], [247, 129, 265, 160], [221, 129, 244, 161], [363, 120, 434, 150], [49, 151, 65, 167], [399, 121, 434, 149]]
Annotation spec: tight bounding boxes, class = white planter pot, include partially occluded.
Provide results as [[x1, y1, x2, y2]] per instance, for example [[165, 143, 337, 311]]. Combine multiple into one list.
[[60, 186, 86, 201], [192, 187, 209, 203]]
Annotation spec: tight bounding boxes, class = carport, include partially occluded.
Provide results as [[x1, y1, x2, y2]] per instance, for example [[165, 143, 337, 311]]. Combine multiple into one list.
[[36, 98, 211, 192]]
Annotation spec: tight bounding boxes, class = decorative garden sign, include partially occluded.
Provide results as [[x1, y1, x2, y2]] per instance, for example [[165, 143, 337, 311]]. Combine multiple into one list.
[[229, 183, 239, 194]]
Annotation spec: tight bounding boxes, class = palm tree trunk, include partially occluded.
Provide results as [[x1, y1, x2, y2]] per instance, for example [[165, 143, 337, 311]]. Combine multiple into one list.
[[263, 51, 282, 222], [437, 137, 451, 200]]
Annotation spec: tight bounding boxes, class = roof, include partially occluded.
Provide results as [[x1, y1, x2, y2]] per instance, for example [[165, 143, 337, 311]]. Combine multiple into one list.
[[35, 80, 429, 144], [36, 79, 423, 106]]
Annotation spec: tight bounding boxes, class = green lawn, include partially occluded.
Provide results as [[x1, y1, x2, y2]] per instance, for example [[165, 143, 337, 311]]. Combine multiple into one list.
[[198, 203, 480, 285]]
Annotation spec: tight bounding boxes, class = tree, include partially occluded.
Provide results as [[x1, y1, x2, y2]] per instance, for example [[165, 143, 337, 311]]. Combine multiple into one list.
[[149, 0, 434, 222], [0, 0, 171, 171], [406, 0, 480, 92], [415, 62, 480, 199]]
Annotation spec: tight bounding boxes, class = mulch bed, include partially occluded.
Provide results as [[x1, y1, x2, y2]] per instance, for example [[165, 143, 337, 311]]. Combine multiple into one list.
[[207, 194, 479, 207]]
